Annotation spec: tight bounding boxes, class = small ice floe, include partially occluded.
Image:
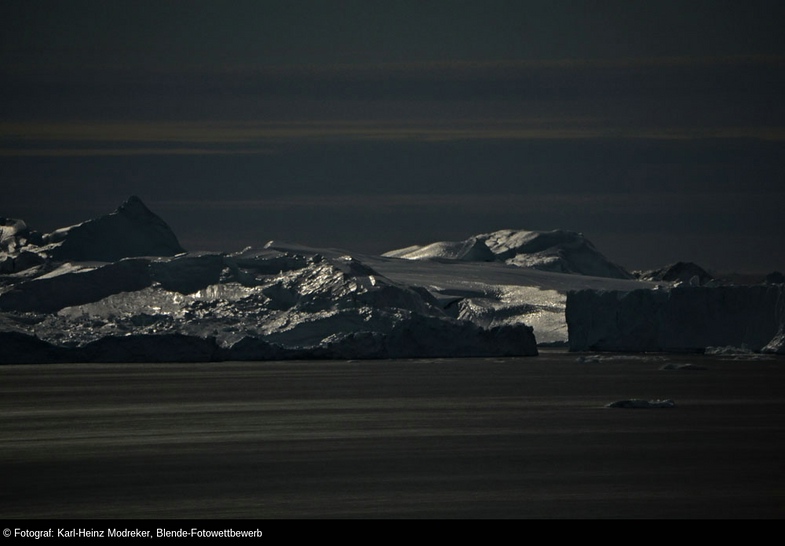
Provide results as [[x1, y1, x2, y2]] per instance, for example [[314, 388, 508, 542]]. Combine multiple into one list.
[[576, 355, 601, 364], [659, 363, 707, 371], [704, 344, 772, 360], [705, 345, 753, 355], [606, 399, 676, 409]]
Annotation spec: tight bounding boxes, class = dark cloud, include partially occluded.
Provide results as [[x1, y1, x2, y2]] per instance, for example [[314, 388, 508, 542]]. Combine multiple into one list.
[[4, 57, 785, 124], [2, 1, 784, 273], [4, 1, 785, 69], [4, 136, 783, 273]]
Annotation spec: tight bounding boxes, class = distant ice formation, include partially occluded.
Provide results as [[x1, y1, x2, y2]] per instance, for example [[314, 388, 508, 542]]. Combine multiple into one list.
[[2, 197, 782, 363], [0, 199, 541, 363], [606, 399, 676, 409], [5, 196, 184, 268], [383, 229, 634, 279], [635, 262, 715, 286], [659, 363, 707, 371]]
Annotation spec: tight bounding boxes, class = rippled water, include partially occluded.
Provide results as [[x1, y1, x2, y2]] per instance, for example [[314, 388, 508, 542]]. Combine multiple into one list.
[[2, 350, 784, 518]]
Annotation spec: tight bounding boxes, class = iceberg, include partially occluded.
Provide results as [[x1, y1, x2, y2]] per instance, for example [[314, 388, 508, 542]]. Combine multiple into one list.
[[566, 285, 785, 353], [762, 327, 785, 355], [3, 196, 780, 363], [41, 195, 185, 262], [606, 399, 676, 409], [635, 262, 715, 286], [0, 200, 544, 362], [384, 228, 633, 279]]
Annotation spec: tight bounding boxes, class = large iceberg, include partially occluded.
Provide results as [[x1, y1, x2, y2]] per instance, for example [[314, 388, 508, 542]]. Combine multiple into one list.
[[566, 285, 785, 354], [3, 197, 780, 363], [0, 200, 542, 363]]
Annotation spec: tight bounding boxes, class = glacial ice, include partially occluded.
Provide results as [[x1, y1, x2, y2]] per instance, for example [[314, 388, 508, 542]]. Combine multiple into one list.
[[636, 262, 715, 286], [41, 195, 185, 262], [762, 327, 785, 355], [0, 200, 544, 362], [2, 196, 782, 363], [383, 228, 634, 279], [566, 285, 785, 353]]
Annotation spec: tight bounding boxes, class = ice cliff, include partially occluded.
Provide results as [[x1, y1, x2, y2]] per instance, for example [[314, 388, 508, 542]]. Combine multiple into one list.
[[566, 285, 785, 354]]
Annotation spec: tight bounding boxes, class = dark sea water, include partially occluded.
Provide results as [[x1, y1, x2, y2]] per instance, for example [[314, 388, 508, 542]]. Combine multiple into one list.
[[1, 350, 784, 519]]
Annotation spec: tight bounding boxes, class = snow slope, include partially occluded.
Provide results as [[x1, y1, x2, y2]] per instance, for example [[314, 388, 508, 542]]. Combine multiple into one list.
[[635, 262, 715, 286], [358, 252, 655, 345], [383, 229, 633, 279]]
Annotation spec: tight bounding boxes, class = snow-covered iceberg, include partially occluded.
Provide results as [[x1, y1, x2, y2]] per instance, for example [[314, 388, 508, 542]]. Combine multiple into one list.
[[384, 228, 634, 279], [0, 250, 539, 362], [0, 201, 542, 363], [3, 197, 780, 363], [635, 262, 715, 286], [3, 196, 184, 267]]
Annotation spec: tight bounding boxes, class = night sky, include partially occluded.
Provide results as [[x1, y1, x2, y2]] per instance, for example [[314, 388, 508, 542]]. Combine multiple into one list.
[[2, 1, 784, 273]]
